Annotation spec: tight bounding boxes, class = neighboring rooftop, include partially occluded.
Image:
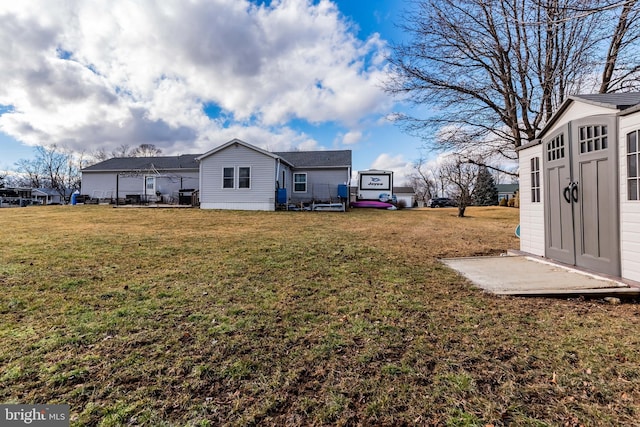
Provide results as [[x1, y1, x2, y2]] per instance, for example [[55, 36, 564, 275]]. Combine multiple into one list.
[[496, 184, 519, 194], [393, 186, 416, 194]]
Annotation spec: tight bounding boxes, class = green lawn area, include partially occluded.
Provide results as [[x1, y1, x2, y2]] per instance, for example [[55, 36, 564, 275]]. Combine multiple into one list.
[[1, 206, 638, 426]]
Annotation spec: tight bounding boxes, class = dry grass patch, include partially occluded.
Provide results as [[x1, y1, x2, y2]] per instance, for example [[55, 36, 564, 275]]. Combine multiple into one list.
[[1, 205, 639, 426]]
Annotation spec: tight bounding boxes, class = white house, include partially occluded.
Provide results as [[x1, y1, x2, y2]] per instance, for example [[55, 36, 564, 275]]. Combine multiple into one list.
[[81, 139, 352, 211], [518, 93, 640, 282], [197, 139, 351, 210]]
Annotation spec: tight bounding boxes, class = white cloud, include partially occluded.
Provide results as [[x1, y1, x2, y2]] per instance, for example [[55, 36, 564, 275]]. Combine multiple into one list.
[[341, 130, 363, 145], [0, 0, 391, 156]]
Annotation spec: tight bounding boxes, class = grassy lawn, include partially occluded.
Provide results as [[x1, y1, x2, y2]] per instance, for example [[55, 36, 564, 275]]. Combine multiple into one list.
[[1, 205, 639, 426]]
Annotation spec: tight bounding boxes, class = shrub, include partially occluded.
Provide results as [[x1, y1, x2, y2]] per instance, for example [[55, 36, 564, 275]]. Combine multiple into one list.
[[499, 198, 508, 207]]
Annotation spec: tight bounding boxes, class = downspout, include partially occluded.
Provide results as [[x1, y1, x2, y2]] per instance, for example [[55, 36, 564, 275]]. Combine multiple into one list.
[[275, 158, 281, 210]]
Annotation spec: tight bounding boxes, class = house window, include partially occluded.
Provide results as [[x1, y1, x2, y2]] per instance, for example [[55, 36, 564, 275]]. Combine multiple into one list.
[[223, 167, 234, 189], [530, 157, 540, 203], [628, 130, 639, 200], [579, 125, 608, 154], [238, 167, 251, 189], [294, 173, 307, 192], [546, 134, 565, 161]]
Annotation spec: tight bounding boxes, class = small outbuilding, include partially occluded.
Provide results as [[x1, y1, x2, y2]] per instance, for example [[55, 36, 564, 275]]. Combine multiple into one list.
[[518, 93, 640, 282]]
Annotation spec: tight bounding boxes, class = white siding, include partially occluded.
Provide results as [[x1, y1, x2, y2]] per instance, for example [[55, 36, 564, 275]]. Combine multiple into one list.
[[81, 172, 117, 199], [618, 112, 640, 281], [199, 144, 277, 210], [545, 102, 615, 136], [519, 143, 545, 256], [200, 201, 274, 210]]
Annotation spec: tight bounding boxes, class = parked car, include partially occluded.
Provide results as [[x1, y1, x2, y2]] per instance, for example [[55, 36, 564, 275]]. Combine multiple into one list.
[[428, 197, 457, 208]]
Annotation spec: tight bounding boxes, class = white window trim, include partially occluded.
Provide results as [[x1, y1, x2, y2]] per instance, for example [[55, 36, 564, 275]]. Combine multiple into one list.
[[145, 175, 156, 194], [222, 166, 251, 189], [238, 166, 251, 190], [293, 173, 307, 193], [531, 156, 540, 203], [222, 167, 235, 189], [627, 129, 640, 201]]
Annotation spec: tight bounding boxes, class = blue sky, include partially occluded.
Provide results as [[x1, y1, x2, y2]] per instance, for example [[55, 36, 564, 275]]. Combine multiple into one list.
[[0, 0, 426, 182]]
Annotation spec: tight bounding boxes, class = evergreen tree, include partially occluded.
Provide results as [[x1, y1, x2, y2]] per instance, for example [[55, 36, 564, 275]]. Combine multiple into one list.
[[473, 167, 498, 206]]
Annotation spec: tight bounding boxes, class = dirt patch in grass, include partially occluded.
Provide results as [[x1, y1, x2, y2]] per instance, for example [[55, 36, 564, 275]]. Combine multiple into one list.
[[1, 206, 639, 426]]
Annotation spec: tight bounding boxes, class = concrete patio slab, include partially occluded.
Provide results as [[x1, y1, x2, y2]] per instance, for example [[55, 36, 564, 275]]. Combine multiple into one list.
[[441, 255, 640, 297]]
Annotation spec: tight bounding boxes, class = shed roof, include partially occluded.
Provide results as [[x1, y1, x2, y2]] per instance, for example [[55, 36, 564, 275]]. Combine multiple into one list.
[[570, 93, 640, 110], [82, 154, 200, 172], [538, 93, 640, 139]]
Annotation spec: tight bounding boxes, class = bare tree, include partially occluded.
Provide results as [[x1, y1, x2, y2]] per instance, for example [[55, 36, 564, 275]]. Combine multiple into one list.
[[15, 157, 47, 189], [14, 145, 82, 202], [386, 0, 640, 167], [439, 155, 480, 217], [111, 144, 132, 158], [408, 157, 436, 205], [599, 0, 640, 92], [130, 144, 162, 157]]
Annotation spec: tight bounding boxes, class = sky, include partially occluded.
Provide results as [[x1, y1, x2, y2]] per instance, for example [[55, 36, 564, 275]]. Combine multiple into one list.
[[0, 0, 426, 183]]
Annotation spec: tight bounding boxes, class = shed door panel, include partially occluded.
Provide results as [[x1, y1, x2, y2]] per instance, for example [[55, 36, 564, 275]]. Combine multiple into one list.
[[544, 116, 620, 277], [572, 116, 620, 276], [544, 124, 575, 265]]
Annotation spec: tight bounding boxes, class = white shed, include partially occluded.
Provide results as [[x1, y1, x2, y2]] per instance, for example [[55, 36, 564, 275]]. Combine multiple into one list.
[[518, 93, 640, 282]]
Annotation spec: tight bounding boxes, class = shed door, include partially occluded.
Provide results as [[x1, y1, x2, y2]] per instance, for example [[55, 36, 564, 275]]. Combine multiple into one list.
[[571, 116, 620, 276], [544, 124, 575, 265], [543, 116, 620, 276]]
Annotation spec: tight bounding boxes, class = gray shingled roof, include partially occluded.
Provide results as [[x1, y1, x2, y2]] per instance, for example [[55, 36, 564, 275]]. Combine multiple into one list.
[[83, 149, 352, 172], [274, 150, 352, 168], [82, 154, 201, 172], [393, 186, 415, 194], [571, 93, 640, 110], [496, 184, 519, 193]]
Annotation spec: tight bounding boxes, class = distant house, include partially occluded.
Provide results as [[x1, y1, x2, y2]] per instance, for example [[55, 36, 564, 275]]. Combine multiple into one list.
[[393, 186, 416, 207], [80, 139, 352, 210], [496, 184, 519, 203], [32, 188, 71, 205]]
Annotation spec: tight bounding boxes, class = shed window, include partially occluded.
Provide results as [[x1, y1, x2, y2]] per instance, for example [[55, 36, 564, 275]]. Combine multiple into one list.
[[579, 125, 608, 154], [628, 130, 640, 200], [530, 157, 540, 203], [238, 167, 251, 189], [294, 173, 307, 192], [223, 167, 234, 189], [546, 134, 565, 161]]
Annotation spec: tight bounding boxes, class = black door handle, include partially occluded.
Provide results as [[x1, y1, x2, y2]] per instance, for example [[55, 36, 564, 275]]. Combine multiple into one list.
[[563, 186, 572, 203], [571, 182, 579, 202]]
